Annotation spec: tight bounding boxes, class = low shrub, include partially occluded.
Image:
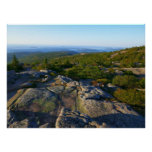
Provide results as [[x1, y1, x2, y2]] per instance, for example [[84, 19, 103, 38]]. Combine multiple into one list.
[[112, 75, 138, 88], [113, 88, 145, 115]]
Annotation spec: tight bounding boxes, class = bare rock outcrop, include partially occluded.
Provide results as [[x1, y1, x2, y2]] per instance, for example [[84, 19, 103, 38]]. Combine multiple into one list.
[[7, 71, 145, 128]]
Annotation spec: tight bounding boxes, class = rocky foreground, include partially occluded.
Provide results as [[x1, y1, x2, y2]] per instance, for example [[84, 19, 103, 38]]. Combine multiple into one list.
[[7, 70, 145, 128]]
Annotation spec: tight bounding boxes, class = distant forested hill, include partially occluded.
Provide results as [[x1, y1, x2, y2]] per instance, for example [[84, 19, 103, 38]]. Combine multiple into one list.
[[110, 46, 145, 67], [7, 51, 77, 64], [49, 46, 145, 69], [8, 46, 145, 69]]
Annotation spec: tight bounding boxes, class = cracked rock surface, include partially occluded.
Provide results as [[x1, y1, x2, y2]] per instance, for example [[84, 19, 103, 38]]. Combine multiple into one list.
[[7, 70, 145, 128]]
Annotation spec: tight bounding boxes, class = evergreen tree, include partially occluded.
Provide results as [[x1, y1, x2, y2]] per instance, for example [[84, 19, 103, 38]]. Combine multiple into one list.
[[12, 54, 19, 67], [11, 54, 23, 71], [44, 58, 48, 69]]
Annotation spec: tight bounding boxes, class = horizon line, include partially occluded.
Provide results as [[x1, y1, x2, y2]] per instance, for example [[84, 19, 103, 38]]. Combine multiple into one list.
[[7, 43, 145, 48]]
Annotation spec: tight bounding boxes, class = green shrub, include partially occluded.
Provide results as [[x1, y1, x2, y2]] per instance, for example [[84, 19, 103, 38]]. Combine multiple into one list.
[[138, 78, 145, 89], [113, 88, 145, 115], [112, 75, 138, 88], [122, 70, 134, 75]]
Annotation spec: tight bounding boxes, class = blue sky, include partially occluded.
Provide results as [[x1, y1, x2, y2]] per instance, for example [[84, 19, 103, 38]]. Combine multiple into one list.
[[7, 25, 145, 47]]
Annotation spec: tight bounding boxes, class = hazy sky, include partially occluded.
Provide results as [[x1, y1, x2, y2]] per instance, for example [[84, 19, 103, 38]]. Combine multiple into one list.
[[7, 25, 145, 47]]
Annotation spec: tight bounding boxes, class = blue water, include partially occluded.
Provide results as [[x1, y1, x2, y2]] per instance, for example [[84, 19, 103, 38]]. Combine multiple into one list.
[[7, 45, 124, 53]]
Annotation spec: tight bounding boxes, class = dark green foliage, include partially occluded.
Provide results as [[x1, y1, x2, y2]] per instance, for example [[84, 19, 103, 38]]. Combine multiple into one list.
[[113, 88, 145, 115], [43, 58, 48, 69], [137, 78, 145, 89], [112, 75, 138, 88], [122, 70, 134, 75], [7, 52, 35, 63], [12, 55, 19, 66], [7, 51, 77, 64], [47, 46, 144, 80], [8, 55, 23, 72], [7, 46, 145, 75], [112, 46, 145, 68]]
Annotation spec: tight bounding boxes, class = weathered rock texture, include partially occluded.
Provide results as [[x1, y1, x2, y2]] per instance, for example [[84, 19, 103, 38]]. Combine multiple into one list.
[[7, 71, 145, 128]]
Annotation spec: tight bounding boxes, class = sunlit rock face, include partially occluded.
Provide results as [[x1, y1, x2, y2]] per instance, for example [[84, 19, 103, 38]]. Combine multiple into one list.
[[7, 71, 145, 128]]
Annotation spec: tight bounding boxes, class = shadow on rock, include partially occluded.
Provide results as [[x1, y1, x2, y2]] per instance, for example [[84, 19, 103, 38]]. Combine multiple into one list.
[[7, 110, 58, 128], [94, 113, 145, 128]]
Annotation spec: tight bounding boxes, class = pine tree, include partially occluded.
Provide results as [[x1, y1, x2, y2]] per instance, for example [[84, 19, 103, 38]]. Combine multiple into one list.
[[12, 54, 19, 67], [44, 58, 48, 69], [11, 54, 22, 71]]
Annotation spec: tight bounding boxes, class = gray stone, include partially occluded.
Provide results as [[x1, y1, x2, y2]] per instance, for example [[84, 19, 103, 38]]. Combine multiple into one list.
[[40, 70, 49, 73], [55, 108, 100, 128], [41, 75, 51, 82], [8, 118, 38, 128], [47, 86, 65, 94], [80, 86, 113, 99], [8, 119, 30, 128], [56, 75, 72, 84], [8, 88, 58, 111], [64, 86, 76, 93], [7, 71, 145, 128], [40, 69, 56, 74], [107, 83, 119, 91], [66, 81, 79, 87], [20, 82, 33, 88], [7, 110, 16, 127], [77, 95, 145, 128]]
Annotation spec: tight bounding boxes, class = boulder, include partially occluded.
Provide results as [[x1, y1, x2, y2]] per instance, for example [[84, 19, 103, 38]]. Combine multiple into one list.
[[40, 70, 49, 73], [79, 86, 113, 100], [32, 72, 46, 79], [8, 88, 58, 113], [55, 75, 72, 84], [77, 96, 145, 127], [7, 71, 145, 128], [41, 75, 51, 82], [20, 82, 34, 88], [40, 69, 56, 74], [66, 81, 79, 87]]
